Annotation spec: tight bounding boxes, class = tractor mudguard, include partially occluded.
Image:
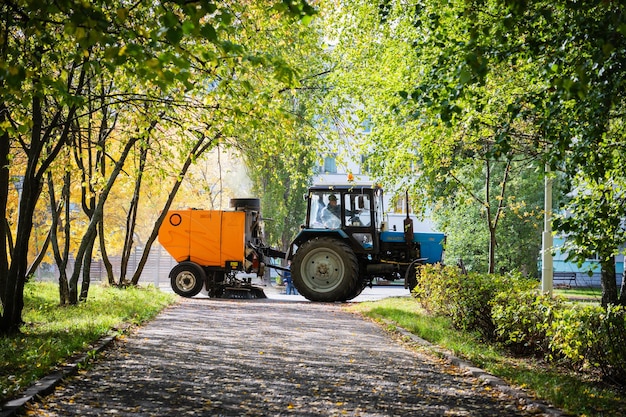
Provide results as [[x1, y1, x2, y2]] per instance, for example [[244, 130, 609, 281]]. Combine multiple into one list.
[[288, 229, 350, 259]]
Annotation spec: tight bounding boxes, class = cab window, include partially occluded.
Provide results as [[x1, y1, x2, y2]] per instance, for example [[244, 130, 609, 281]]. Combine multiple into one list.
[[309, 192, 341, 229], [344, 193, 371, 227]]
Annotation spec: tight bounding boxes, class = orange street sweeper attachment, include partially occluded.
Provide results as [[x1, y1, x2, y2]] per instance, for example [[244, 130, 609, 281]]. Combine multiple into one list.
[[158, 198, 269, 299]]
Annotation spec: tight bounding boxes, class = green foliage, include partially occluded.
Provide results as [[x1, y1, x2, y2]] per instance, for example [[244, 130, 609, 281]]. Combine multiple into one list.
[[414, 264, 537, 339], [321, 0, 626, 300], [1, 0, 321, 331], [553, 178, 626, 265], [320, 0, 555, 275], [232, 9, 327, 250], [552, 174, 626, 305], [415, 264, 626, 385], [0, 282, 175, 402], [432, 161, 551, 276], [491, 290, 564, 355], [459, 0, 626, 300], [550, 304, 626, 385], [434, 203, 488, 272]]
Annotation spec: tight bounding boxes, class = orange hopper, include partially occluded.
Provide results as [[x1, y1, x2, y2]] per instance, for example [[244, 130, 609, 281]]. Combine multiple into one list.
[[158, 209, 246, 268]]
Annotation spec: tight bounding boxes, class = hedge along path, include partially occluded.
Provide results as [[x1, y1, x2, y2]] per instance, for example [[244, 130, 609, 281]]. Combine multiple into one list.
[[24, 297, 543, 416]]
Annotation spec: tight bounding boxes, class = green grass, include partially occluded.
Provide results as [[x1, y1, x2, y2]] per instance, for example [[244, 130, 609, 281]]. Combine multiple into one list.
[[0, 282, 176, 403], [347, 297, 626, 417], [555, 287, 602, 302]]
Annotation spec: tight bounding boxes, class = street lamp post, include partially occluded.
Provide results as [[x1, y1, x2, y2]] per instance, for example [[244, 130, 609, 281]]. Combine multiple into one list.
[[541, 164, 554, 294]]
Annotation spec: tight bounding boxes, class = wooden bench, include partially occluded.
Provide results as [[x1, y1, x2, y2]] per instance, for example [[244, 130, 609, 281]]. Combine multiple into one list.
[[553, 272, 577, 288]]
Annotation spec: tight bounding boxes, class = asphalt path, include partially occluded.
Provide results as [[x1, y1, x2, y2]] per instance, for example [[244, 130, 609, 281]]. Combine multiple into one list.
[[20, 286, 551, 416]]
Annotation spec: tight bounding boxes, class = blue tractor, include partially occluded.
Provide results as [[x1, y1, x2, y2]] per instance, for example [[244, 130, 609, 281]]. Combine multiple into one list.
[[287, 185, 445, 302]]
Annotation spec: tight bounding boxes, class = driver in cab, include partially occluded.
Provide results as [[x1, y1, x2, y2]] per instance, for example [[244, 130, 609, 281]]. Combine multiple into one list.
[[319, 194, 341, 229], [326, 194, 340, 217]]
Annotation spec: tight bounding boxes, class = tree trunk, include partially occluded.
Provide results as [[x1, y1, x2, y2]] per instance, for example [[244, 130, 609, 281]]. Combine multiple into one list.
[[600, 255, 618, 307], [116, 117, 160, 286], [99, 218, 115, 286], [48, 168, 71, 304], [1, 47, 87, 332], [1, 168, 41, 333], [79, 238, 96, 301], [120, 140, 148, 285], [484, 159, 496, 274], [96, 111, 115, 286], [1, 92, 47, 334], [487, 226, 496, 274], [0, 106, 10, 305], [69, 136, 139, 302], [26, 176, 64, 280]]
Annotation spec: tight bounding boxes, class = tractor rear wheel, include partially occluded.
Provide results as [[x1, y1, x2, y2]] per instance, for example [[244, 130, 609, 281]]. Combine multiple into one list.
[[291, 237, 358, 302], [405, 260, 421, 294], [344, 279, 368, 301], [170, 262, 205, 297]]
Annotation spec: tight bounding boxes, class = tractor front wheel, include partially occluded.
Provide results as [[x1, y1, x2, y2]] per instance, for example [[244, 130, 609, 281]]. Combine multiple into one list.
[[291, 237, 358, 302], [170, 262, 205, 297]]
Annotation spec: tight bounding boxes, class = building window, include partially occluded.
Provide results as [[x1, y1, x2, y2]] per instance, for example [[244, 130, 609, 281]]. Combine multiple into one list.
[[361, 118, 372, 133], [393, 196, 403, 213], [360, 154, 370, 174], [323, 155, 337, 174], [392, 195, 412, 214]]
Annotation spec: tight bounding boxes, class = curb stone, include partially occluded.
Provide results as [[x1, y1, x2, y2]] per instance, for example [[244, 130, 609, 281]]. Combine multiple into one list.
[[0, 331, 120, 417], [382, 319, 569, 417]]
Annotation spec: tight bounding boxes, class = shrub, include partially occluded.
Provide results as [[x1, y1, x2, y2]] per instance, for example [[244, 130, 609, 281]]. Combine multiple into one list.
[[491, 290, 564, 355], [412, 264, 461, 316], [549, 304, 626, 385], [413, 265, 626, 386], [415, 264, 537, 340]]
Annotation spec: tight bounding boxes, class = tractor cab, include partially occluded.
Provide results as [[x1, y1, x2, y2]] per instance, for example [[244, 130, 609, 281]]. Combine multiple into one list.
[[306, 186, 384, 229], [300, 185, 384, 253]]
